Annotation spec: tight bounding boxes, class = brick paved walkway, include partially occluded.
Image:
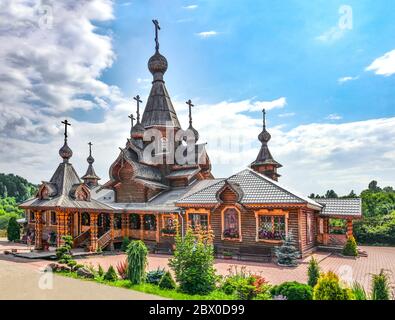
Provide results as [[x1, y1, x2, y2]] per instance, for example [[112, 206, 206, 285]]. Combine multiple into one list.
[[2, 239, 394, 293]]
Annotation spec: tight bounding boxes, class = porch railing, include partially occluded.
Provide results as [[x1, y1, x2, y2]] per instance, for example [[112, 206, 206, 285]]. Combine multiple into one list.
[[98, 230, 111, 249], [73, 229, 90, 248]]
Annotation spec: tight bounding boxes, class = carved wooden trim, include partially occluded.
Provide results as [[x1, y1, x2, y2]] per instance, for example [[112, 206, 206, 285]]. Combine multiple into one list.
[[221, 206, 242, 242]]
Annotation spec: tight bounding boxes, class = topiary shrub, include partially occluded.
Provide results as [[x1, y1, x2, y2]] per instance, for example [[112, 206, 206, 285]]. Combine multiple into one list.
[[371, 269, 391, 300], [121, 237, 130, 252], [270, 281, 313, 300], [56, 235, 75, 265], [343, 236, 358, 257], [7, 216, 20, 242], [169, 227, 216, 295], [307, 257, 320, 287], [126, 240, 148, 284], [313, 271, 354, 300], [158, 271, 176, 290], [146, 268, 166, 285], [103, 265, 118, 281]]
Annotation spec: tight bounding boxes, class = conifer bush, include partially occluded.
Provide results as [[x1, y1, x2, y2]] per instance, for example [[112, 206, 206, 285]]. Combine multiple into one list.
[[342, 236, 358, 257], [146, 268, 166, 285], [7, 216, 20, 242], [307, 257, 320, 287], [158, 271, 176, 290], [98, 264, 104, 277], [56, 235, 75, 264], [270, 281, 313, 300], [275, 236, 299, 266], [103, 265, 118, 281], [126, 240, 148, 284], [121, 237, 130, 252], [371, 269, 391, 300], [313, 271, 354, 300]]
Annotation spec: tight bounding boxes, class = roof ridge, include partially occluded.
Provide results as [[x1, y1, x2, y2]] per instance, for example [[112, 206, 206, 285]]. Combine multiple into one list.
[[178, 178, 226, 202]]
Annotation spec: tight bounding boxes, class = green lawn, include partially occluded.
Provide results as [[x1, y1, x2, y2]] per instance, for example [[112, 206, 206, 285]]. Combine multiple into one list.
[[56, 270, 235, 300]]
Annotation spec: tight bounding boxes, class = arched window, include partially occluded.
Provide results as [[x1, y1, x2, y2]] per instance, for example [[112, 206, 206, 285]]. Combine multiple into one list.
[[81, 212, 90, 226], [129, 214, 141, 229], [222, 207, 241, 240]]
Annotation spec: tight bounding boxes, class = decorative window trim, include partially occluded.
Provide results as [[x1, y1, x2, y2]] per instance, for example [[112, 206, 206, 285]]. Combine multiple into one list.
[[221, 206, 242, 242], [254, 209, 288, 243], [185, 208, 211, 229], [50, 211, 57, 225], [161, 214, 177, 236]]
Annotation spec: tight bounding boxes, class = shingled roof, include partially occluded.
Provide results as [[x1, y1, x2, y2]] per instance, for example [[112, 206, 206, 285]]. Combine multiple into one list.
[[177, 168, 322, 208], [317, 198, 362, 218]]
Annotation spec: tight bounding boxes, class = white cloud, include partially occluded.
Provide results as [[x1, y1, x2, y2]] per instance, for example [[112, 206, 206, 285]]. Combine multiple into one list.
[[1, 0, 394, 198], [196, 31, 218, 38], [279, 112, 296, 118], [316, 26, 346, 43], [366, 49, 395, 76], [183, 5, 198, 10], [338, 76, 358, 84], [326, 114, 343, 121]]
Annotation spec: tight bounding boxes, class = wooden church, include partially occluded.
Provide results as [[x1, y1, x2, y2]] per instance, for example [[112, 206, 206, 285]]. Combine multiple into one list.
[[20, 21, 361, 260]]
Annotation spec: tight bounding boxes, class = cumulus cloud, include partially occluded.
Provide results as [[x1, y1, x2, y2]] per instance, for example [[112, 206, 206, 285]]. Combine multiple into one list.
[[326, 114, 343, 121], [338, 76, 358, 84], [366, 49, 395, 76], [183, 5, 198, 10], [316, 26, 346, 43], [0, 0, 393, 198]]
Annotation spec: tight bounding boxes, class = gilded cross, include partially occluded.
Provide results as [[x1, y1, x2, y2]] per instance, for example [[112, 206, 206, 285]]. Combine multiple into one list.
[[186, 99, 194, 125], [133, 95, 142, 123], [61, 119, 71, 141], [152, 19, 161, 52]]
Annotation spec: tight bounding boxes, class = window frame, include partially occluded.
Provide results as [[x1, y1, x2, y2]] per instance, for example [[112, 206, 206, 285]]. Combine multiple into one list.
[[221, 206, 242, 242], [254, 209, 288, 243], [186, 208, 211, 231], [161, 214, 177, 236], [50, 211, 57, 225]]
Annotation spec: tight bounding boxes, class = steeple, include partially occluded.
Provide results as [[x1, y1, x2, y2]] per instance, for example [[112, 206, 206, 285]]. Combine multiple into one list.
[[59, 119, 73, 163], [141, 20, 181, 129], [250, 109, 282, 181], [186, 99, 199, 142], [82, 142, 101, 188]]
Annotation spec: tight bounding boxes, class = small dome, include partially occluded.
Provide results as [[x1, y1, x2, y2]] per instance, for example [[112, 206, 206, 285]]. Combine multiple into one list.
[[131, 123, 145, 138], [188, 124, 199, 142], [87, 154, 94, 164], [148, 52, 168, 75], [59, 142, 73, 161], [258, 129, 271, 143]]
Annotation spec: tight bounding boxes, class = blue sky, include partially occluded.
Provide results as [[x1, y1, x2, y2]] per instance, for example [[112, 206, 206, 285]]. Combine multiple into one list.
[[1, 0, 395, 195], [98, 0, 395, 127]]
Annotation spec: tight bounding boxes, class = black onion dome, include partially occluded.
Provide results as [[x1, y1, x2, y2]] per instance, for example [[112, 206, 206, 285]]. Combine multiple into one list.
[[148, 52, 168, 76], [258, 129, 271, 143], [87, 154, 94, 164], [59, 142, 73, 162]]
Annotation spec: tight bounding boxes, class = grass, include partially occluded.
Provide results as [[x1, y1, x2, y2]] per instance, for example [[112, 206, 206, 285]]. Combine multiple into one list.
[[56, 270, 235, 300]]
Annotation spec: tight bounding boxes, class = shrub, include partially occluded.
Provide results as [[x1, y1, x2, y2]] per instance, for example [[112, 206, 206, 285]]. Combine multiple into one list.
[[169, 227, 216, 295], [270, 281, 313, 300], [313, 271, 354, 300], [371, 269, 391, 300], [56, 235, 75, 265], [159, 271, 176, 290], [103, 265, 118, 281], [352, 282, 368, 300], [116, 259, 128, 280], [121, 237, 130, 252], [98, 264, 104, 277], [275, 236, 299, 266], [126, 240, 148, 284], [343, 236, 358, 256], [307, 257, 320, 287], [146, 268, 166, 285], [7, 216, 20, 241]]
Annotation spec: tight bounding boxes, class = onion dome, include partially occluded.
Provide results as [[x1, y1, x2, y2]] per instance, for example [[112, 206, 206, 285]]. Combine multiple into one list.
[[131, 122, 145, 139], [148, 52, 168, 80], [59, 142, 73, 162], [82, 142, 100, 188]]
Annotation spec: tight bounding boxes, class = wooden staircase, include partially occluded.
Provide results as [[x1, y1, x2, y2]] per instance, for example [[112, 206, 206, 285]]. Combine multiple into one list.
[[73, 229, 90, 248], [98, 230, 112, 250]]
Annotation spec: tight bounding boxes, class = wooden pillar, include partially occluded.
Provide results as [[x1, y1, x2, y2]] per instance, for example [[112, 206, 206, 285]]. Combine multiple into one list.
[[140, 214, 144, 240], [34, 211, 43, 250], [110, 212, 114, 250], [346, 219, 353, 237], [122, 214, 129, 238], [155, 214, 160, 243], [56, 211, 66, 247], [89, 212, 98, 252]]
